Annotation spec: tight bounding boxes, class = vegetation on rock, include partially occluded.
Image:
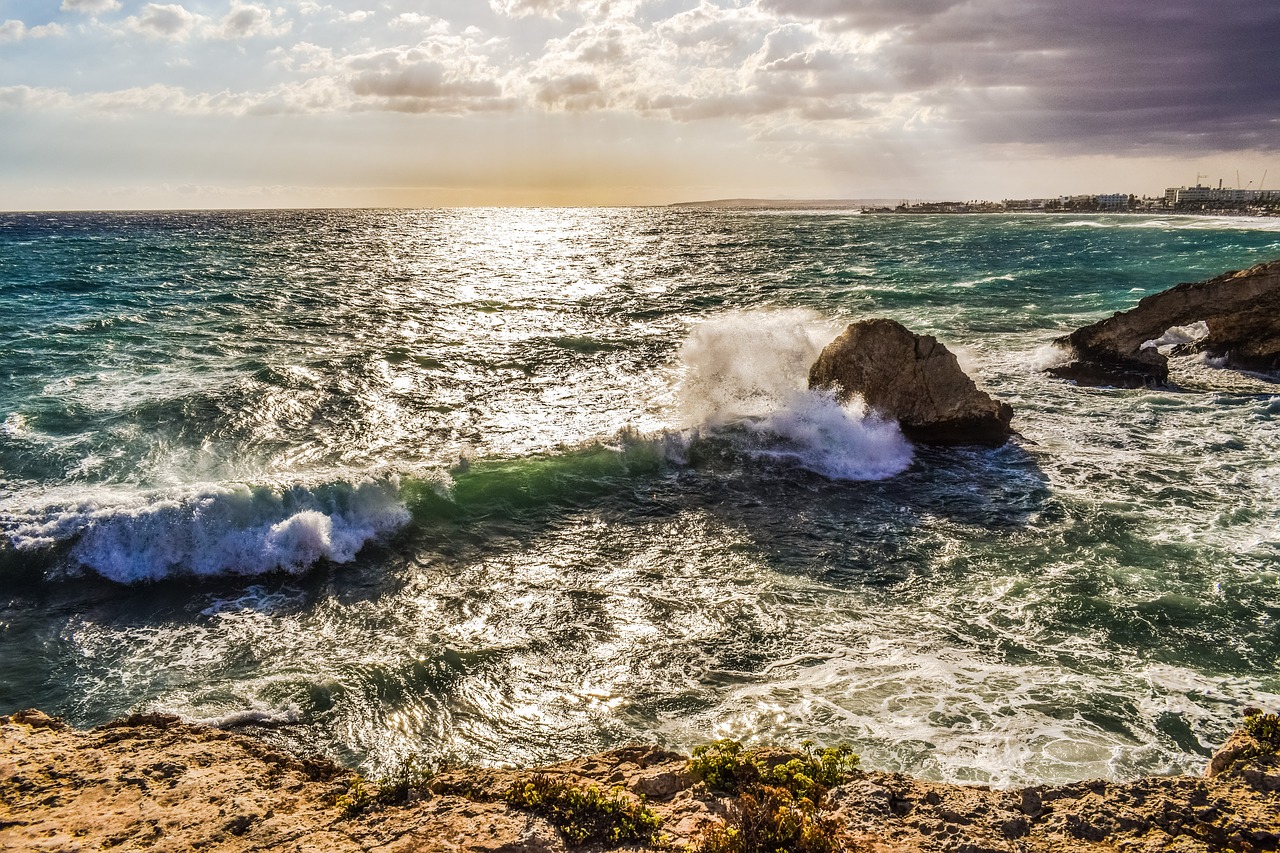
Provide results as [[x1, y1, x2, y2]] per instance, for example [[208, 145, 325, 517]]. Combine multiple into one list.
[[688, 740, 860, 853], [504, 773, 664, 848], [334, 755, 435, 817], [1243, 709, 1280, 751]]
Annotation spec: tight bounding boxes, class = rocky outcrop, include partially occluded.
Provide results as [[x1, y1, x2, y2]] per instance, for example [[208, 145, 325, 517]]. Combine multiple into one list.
[[808, 318, 1014, 445], [1048, 259, 1280, 387], [3, 708, 1278, 852]]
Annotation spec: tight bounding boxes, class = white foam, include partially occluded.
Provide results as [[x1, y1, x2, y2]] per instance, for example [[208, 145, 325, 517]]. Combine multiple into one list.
[[4, 476, 411, 583], [195, 703, 303, 729], [676, 308, 840, 427], [1028, 343, 1072, 371], [674, 310, 913, 481], [1141, 320, 1209, 353]]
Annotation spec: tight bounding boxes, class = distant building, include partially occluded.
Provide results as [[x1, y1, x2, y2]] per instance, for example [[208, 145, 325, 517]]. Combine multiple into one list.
[[1164, 185, 1279, 208], [1002, 198, 1057, 211], [1095, 193, 1130, 210]]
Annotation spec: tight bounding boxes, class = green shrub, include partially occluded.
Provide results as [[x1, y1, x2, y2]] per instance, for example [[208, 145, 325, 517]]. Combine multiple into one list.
[[688, 740, 859, 853], [690, 739, 758, 793], [505, 773, 663, 848], [693, 784, 845, 853], [334, 776, 377, 818], [333, 755, 436, 818], [375, 755, 436, 807], [1243, 710, 1280, 752]]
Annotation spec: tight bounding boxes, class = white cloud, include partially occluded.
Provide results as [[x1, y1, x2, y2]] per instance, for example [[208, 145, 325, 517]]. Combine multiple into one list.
[[389, 12, 442, 29], [216, 2, 291, 39], [342, 36, 514, 113], [125, 3, 199, 40], [5, 1, 898, 136], [270, 41, 334, 73], [336, 10, 373, 24], [0, 20, 67, 41], [60, 0, 122, 14], [0, 83, 251, 114], [534, 72, 606, 110], [488, 0, 577, 19]]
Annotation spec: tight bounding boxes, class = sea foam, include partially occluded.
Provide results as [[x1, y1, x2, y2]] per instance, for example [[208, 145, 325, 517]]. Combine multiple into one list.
[[675, 309, 913, 481], [4, 476, 411, 583]]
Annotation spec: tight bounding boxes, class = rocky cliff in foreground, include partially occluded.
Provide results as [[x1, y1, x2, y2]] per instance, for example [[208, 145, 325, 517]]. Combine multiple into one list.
[[2, 708, 1278, 852]]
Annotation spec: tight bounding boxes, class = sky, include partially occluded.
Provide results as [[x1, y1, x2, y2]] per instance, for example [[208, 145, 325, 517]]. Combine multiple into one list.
[[1, 0, 1278, 208]]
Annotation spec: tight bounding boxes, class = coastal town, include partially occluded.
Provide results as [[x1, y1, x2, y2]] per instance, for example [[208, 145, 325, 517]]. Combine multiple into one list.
[[879, 181, 1280, 215]]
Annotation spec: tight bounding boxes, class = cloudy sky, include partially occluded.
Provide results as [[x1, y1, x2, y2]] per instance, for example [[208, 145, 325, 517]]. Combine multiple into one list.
[[2, 0, 1277, 208]]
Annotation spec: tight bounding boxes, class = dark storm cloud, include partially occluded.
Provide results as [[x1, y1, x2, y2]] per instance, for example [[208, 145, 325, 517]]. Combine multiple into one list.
[[768, 0, 1280, 153]]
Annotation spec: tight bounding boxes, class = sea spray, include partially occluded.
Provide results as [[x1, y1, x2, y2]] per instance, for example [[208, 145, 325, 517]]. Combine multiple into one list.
[[675, 310, 913, 480]]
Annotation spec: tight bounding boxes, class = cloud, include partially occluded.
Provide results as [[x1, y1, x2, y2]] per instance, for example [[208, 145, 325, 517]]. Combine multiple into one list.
[[0, 20, 66, 41], [216, 2, 291, 39], [534, 73, 606, 110], [6, 0, 1274, 161], [489, 0, 578, 19], [389, 12, 445, 30], [0, 83, 251, 114], [343, 41, 512, 113], [60, 0, 122, 13], [125, 3, 199, 40], [270, 41, 334, 73], [760, 0, 965, 31], [757, 0, 1280, 153]]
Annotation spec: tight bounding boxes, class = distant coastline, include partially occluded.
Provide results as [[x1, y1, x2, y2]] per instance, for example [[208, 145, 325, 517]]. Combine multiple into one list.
[[669, 197, 901, 210], [670, 197, 1280, 217]]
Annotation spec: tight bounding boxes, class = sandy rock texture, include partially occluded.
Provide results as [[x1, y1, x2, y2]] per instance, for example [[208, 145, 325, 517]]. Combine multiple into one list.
[[1048, 259, 1280, 387], [3, 709, 1278, 852], [808, 318, 1014, 445]]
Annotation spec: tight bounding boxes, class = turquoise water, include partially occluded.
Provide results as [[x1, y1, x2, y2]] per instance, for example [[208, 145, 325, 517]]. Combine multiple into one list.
[[1, 209, 1278, 785]]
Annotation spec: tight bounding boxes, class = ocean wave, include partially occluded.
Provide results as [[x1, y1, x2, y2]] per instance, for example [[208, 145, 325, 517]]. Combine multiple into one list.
[[3, 476, 412, 584], [2, 309, 920, 584]]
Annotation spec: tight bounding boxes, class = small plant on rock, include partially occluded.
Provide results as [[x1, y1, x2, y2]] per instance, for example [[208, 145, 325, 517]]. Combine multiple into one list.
[[505, 773, 663, 848], [1243, 709, 1280, 752], [334, 776, 376, 818], [689, 740, 859, 853], [333, 755, 437, 818]]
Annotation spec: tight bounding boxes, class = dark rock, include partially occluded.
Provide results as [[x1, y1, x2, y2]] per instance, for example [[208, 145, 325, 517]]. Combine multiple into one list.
[[808, 318, 1014, 445], [1048, 259, 1280, 387]]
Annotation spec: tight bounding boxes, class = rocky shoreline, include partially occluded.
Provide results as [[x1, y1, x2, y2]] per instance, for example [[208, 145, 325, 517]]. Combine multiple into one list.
[[3, 708, 1277, 852], [1047, 259, 1280, 387]]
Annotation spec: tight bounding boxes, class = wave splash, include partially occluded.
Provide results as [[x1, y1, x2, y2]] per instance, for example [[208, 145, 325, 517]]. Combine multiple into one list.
[[4, 477, 411, 584], [675, 309, 913, 481]]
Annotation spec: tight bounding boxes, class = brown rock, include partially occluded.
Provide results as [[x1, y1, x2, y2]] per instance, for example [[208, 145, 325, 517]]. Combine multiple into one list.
[[1048, 259, 1280, 387], [5, 709, 1280, 853], [1206, 711, 1280, 792], [808, 318, 1014, 445]]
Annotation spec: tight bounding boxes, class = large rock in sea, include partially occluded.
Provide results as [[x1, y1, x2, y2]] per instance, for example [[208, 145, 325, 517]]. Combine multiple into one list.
[[1048, 259, 1280, 387], [808, 318, 1014, 446]]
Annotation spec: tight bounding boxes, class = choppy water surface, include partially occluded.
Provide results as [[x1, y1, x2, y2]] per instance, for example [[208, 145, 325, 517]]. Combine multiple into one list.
[[2, 209, 1278, 786]]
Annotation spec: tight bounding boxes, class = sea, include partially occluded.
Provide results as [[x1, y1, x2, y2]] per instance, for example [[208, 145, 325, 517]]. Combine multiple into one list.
[[1, 208, 1278, 787]]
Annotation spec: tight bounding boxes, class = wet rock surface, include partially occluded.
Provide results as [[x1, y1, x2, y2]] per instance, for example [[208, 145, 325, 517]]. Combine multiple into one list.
[[808, 318, 1014, 446], [3, 709, 1278, 852], [1048, 259, 1280, 387]]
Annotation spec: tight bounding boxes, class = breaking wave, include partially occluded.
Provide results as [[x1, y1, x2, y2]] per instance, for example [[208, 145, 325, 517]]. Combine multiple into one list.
[[675, 309, 913, 481], [3, 476, 412, 584]]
